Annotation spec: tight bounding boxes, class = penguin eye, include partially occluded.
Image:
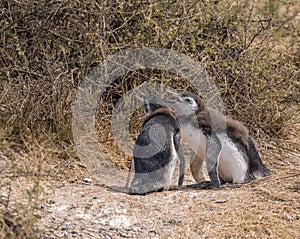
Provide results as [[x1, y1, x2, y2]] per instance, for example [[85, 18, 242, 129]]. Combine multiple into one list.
[[142, 103, 150, 114], [184, 98, 193, 104]]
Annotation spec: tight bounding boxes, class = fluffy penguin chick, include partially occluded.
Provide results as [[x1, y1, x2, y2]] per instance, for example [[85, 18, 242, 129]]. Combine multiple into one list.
[[129, 95, 185, 194], [167, 92, 270, 187]]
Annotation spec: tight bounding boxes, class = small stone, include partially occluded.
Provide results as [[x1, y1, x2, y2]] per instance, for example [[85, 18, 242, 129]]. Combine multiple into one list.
[[213, 199, 229, 204], [91, 219, 100, 224], [69, 178, 77, 183], [284, 213, 294, 221], [37, 204, 42, 210], [58, 182, 65, 188], [63, 222, 72, 226], [74, 213, 92, 220], [61, 226, 67, 231], [79, 191, 85, 197], [83, 177, 93, 183], [47, 218, 55, 223]]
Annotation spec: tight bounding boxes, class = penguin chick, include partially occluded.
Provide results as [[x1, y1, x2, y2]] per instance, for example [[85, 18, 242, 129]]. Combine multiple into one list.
[[167, 92, 270, 188], [129, 94, 185, 194]]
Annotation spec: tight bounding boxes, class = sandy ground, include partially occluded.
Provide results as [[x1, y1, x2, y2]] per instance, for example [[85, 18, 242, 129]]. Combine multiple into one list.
[[33, 146, 300, 239]]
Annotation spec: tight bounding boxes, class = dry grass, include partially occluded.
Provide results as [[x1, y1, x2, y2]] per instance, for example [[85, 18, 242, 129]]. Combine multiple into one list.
[[0, 0, 299, 237]]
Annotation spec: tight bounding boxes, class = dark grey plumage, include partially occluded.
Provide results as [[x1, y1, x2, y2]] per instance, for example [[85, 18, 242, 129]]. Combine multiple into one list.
[[129, 95, 185, 195]]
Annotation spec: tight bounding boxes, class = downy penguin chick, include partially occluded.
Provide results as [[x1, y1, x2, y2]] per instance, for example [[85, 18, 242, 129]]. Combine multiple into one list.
[[167, 92, 270, 188], [129, 94, 185, 194]]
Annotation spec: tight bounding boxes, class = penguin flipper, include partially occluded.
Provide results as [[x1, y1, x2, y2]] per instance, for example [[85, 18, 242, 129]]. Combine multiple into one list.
[[205, 132, 222, 188], [174, 132, 185, 187]]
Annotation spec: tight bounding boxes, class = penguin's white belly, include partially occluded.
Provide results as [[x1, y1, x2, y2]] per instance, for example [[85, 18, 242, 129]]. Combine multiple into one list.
[[181, 125, 248, 184], [181, 124, 206, 159], [164, 135, 177, 186], [217, 133, 248, 183]]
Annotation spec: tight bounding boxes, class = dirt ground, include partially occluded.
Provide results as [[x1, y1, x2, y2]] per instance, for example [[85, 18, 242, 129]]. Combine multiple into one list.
[[2, 120, 299, 239], [30, 143, 299, 239]]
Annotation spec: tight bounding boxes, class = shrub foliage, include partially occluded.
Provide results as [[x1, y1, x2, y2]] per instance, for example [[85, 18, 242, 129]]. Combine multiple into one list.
[[1, 0, 298, 143], [0, 1, 299, 237]]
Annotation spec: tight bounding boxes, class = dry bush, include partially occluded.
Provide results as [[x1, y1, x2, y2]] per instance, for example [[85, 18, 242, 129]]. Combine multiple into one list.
[[0, 181, 40, 239], [0, 173, 40, 239], [0, 0, 298, 144], [0, 211, 38, 239], [0, 137, 78, 238], [0, 0, 299, 236]]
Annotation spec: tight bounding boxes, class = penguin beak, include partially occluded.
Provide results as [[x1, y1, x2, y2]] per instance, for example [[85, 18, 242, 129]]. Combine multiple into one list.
[[166, 90, 183, 103], [143, 94, 167, 106]]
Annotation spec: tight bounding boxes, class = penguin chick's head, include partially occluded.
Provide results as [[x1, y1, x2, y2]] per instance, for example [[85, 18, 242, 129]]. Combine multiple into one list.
[[168, 92, 206, 116], [142, 94, 167, 114]]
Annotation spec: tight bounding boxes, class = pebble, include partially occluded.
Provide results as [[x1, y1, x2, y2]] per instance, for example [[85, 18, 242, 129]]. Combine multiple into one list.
[[63, 222, 72, 227], [69, 178, 78, 183], [284, 213, 294, 221], [83, 177, 93, 184], [47, 218, 55, 223], [58, 182, 65, 188], [39, 202, 50, 209], [79, 191, 85, 197], [74, 213, 92, 220], [60, 226, 67, 231]]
